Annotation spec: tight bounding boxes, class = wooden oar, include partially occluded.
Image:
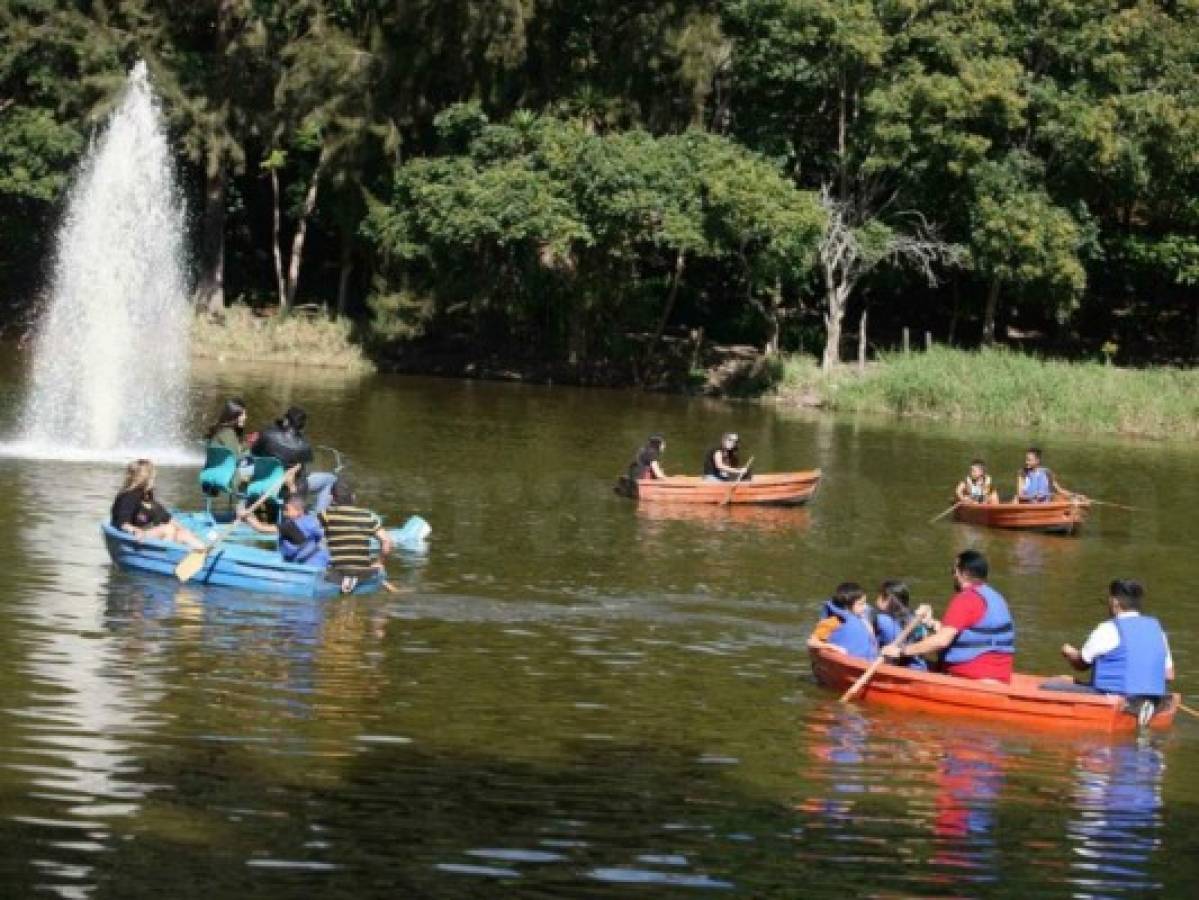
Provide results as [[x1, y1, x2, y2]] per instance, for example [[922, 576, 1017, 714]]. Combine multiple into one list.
[[175, 464, 300, 582], [929, 500, 962, 524], [719, 456, 755, 507], [1177, 701, 1199, 720], [1080, 498, 1139, 512], [840, 615, 924, 703]]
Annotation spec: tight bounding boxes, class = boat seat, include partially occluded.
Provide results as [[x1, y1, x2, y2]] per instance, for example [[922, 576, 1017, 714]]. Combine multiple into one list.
[[199, 445, 244, 517], [244, 455, 287, 521]]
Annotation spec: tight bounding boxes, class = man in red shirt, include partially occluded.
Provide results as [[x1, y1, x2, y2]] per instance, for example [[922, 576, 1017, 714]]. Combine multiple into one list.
[[881, 550, 1015, 682]]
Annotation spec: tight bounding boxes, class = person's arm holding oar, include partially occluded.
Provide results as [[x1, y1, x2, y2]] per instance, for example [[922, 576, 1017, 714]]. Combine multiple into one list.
[[175, 464, 300, 582], [720, 456, 754, 506], [840, 613, 925, 703]]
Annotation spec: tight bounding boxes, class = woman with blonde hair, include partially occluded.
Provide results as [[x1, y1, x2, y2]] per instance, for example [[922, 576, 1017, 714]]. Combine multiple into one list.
[[111, 459, 205, 548]]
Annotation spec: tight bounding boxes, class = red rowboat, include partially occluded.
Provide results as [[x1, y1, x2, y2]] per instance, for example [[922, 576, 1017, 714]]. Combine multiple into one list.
[[616, 470, 821, 506], [953, 495, 1089, 534], [809, 646, 1176, 734]]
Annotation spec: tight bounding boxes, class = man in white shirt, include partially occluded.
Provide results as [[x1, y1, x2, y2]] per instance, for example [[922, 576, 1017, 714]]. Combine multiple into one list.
[[1045, 579, 1173, 724]]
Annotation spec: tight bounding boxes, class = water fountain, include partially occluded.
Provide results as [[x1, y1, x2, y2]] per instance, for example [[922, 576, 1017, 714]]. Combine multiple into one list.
[[6, 61, 193, 462]]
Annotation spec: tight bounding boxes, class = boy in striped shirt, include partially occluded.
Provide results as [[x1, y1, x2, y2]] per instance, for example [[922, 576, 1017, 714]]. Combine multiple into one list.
[[320, 479, 393, 592]]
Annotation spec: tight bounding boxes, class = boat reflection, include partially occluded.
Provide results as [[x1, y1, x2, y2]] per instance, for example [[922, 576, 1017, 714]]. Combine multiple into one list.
[[634, 501, 811, 533], [1066, 740, 1165, 893]]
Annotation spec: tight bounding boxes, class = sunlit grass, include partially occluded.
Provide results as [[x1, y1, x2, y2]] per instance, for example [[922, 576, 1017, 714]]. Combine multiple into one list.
[[191, 305, 373, 372], [772, 347, 1199, 439]]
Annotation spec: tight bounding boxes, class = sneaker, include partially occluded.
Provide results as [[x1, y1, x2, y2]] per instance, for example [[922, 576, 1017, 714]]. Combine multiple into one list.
[[1137, 699, 1155, 728], [340, 575, 359, 595]]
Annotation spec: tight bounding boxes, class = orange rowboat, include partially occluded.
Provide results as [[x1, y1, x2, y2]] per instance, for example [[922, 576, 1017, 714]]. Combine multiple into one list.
[[616, 470, 821, 506], [810, 646, 1176, 734], [953, 495, 1089, 534]]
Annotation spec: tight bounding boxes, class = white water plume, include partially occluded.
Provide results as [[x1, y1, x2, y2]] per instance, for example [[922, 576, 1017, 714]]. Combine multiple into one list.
[[8, 61, 193, 463]]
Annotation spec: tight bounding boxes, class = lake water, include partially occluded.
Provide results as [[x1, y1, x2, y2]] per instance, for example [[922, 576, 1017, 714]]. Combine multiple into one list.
[[0, 357, 1196, 897]]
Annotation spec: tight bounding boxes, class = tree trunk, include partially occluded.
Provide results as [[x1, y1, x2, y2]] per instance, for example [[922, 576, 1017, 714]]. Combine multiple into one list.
[[335, 229, 353, 319], [982, 277, 1001, 346], [764, 279, 782, 356], [948, 276, 961, 345], [284, 148, 327, 311], [193, 164, 227, 316], [643, 249, 687, 381], [858, 309, 867, 372], [822, 284, 849, 372], [269, 167, 286, 309]]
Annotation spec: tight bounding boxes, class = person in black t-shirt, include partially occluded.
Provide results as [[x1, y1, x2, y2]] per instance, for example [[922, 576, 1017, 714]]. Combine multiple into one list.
[[111, 459, 205, 548], [627, 434, 667, 481]]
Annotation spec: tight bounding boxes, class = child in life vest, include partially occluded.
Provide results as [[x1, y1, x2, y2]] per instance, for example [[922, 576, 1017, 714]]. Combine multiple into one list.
[[808, 582, 879, 662], [872, 580, 932, 671]]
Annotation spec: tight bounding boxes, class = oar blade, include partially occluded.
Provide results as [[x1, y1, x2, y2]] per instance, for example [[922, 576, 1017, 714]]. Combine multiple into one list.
[[174, 549, 207, 583]]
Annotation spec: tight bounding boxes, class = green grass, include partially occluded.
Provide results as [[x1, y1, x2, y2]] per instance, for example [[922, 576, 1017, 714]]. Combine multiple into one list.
[[772, 346, 1199, 440], [191, 305, 373, 372]]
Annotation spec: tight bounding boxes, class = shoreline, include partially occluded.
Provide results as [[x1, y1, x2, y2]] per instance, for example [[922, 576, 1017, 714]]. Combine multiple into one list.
[[187, 311, 1198, 442]]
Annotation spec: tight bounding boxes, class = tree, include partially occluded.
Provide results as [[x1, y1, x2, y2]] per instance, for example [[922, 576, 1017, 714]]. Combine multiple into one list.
[[817, 187, 963, 370]]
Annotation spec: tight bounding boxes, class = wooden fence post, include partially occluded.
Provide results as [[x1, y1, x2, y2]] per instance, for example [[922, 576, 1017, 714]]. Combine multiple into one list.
[[903, 327, 910, 354]]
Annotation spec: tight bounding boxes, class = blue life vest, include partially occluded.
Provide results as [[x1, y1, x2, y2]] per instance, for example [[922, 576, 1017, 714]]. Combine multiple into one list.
[[1020, 467, 1052, 501], [874, 611, 928, 671], [279, 513, 330, 568], [822, 601, 879, 662], [1092, 615, 1168, 697], [943, 584, 1015, 665]]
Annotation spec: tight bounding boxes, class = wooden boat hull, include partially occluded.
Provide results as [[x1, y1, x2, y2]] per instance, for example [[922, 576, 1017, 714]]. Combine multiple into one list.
[[809, 646, 1176, 734], [953, 497, 1089, 534], [616, 470, 821, 506], [102, 524, 383, 598]]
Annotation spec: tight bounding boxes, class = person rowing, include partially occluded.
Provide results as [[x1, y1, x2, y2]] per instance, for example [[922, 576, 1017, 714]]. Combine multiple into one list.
[[872, 580, 929, 671], [881, 549, 1014, 683], [627, 433, 667, 481], [1016, 447, 1075, 503], [238, 492, 330, 568], [703, 432, 751, 482], [1043, 579, 1174, 725], [111, 459, 206, 550], [955, 459, 998, 505]]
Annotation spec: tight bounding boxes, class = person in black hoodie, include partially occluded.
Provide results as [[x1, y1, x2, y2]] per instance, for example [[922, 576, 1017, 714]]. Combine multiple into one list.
[[252, 405, 337, 511]]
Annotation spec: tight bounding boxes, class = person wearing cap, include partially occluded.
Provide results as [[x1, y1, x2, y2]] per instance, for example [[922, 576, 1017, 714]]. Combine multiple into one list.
[[251, 405, 337, 512], [320, 479, 393, 593], [703, 432, 750, 482], [627, 434, 667, 481]]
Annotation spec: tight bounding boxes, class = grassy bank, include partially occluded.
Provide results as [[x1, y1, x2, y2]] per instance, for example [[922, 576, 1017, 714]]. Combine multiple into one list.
[[191, 306, 373, 372], [772, 347, 1199, 440]]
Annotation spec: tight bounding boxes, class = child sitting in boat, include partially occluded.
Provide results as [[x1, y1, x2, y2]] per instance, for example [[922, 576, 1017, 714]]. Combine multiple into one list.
[[955, 459, 998, 505], [872, 580, 931, 671], [808, 582, 879, 662], [112, 459, 206, 549]]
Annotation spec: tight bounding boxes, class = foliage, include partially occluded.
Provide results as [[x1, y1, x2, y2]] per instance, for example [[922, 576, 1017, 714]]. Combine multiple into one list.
[[0, 0, 1195, 366]]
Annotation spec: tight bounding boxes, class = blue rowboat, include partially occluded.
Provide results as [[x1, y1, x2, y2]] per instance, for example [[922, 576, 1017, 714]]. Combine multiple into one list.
[[101, 524, 384, 598]]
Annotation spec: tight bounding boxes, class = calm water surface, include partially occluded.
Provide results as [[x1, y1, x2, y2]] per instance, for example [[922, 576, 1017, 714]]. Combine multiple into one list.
[[0, 357, 1197, 897]]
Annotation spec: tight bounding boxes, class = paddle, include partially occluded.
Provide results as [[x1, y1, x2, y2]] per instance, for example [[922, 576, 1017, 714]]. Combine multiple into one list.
[[929, 500, 962, 524], [1176, 701, 1199, 720], [720, 456, 755, 507], [840, 615, 924, 703], [1080, 498, 1139, 513], [175, 464, 300, 582]]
